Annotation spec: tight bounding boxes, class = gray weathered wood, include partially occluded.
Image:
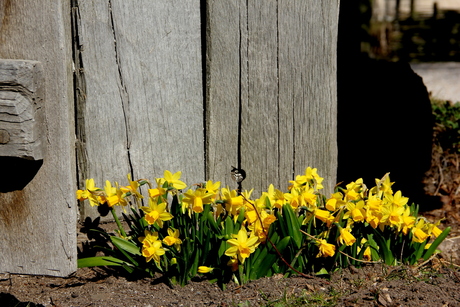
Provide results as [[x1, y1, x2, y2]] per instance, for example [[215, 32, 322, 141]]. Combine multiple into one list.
[[75, 1, 204, 219], [207, 0, 339, 196], [0, 1, 76, 276], [0, 60, 45, 160]]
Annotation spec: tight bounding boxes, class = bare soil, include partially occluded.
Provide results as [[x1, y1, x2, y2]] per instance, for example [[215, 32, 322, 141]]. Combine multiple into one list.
[[1, 148, 460, 307]]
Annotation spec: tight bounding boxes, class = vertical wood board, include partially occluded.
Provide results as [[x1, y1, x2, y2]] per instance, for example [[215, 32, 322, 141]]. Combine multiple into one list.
[[207, 0, 339, 196], [206, 0, 242, 189], [76, 0, 204, 219], [0, 0, 76, 276]]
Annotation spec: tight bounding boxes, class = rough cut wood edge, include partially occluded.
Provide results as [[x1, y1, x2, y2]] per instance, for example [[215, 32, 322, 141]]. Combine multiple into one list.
[[0, 60, 45, 160], [0, 1, 77, 276]]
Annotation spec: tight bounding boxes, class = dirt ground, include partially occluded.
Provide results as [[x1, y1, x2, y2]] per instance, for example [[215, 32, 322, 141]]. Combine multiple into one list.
[[1, 148, 460, 307]]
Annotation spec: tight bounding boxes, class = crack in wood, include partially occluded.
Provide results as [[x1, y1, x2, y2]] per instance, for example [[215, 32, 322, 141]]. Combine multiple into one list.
[[108, 0, 134, 179]]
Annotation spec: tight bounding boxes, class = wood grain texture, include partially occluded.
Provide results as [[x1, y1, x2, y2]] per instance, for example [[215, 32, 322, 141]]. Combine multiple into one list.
[[0, 1, 76, 276], [76, 1, 204, 219], [207, 0, 339, 196], [0, 60, 45, 160]]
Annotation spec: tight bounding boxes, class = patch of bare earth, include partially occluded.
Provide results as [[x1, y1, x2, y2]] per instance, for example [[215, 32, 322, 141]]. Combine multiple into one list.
[[1, 262, 460, 307]]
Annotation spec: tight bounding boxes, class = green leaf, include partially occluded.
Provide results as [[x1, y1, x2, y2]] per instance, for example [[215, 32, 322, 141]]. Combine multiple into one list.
[[366, 234, 381, 262], [423, 227, 451, 261], [371, 229, 395, 265], [111, 236, 142, 256], [315, 268, 329, 276], [78, 256, 125, 268], [256, 236, 291, 279], [282, 205, 302, 249]]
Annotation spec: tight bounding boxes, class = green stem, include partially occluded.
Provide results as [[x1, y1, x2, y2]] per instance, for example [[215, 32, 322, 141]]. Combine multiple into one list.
[[111, 208, 127, 237]]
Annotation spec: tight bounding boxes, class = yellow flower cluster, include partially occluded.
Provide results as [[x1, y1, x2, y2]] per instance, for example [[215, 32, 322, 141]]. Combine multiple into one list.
[[77, 167, 444, 269]]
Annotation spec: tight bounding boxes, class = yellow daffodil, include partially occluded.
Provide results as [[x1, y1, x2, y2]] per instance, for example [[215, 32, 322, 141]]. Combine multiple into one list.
[[400, 206, 415, 235], [182, 188, 214, 214], [344, 179, 364, 201], [205, 180, 221, 195], [120, 174, 143, 200], [412, 219, 429, 243], [140, 198, 173, 227], [221, 188, 244, 217], [344, 200, 366, 222], [326, 192, 346, 211], [385, 190, 409, 207], [225, 227, 260, 264], [380, 204, 404, 228], [316, 239, 336, 257], [314, 209, 334, 227], [338, 226, 356, 246], [227, 257, 239, 272], [251, 210, 276, 242], [163, 228, 182, 252], [104, 180, 128, 208], [198, 266, 214, 273], [159, 170, 187, 190], [139, 230, 165, 264], [284, 188, 303, 209], [76, 178, 104, 207]]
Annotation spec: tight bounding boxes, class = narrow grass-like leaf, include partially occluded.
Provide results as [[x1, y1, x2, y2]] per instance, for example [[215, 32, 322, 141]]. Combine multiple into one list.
[[423, 227, 451, 261], [282, 205, 302, 249], [78, 256, 125, 268], [111, 236, 142, 256], [256, 236, 291, 279]]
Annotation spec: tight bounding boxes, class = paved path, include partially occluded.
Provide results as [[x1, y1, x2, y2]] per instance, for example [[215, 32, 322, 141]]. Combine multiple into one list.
[[411, 62, 460, 103]]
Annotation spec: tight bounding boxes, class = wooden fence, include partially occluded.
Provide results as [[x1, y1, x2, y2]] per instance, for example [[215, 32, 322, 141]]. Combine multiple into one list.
[[0, 0, 339, 276]]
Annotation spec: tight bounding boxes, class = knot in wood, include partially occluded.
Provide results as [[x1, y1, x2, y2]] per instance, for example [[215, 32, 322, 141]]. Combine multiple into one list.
[[0, 129, 10, 144]]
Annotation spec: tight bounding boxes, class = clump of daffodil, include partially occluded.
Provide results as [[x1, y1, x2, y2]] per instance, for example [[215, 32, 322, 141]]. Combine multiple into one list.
[[77, 168, 449, 287]]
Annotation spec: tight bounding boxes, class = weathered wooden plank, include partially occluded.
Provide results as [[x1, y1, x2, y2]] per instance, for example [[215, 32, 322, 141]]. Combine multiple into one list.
[[206, 1, 242, 189], [0, 1, 76, 276], [207, 0, 339, 196], [279, 1, 339, 193], [241, 0, 282, 193], [76, 0, 204, 219]]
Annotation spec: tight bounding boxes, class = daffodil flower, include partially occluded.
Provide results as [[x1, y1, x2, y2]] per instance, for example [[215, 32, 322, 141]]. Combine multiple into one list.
[[316, 239, 336, 257], [140, 198, 173, 227], [344, 200, 366, 222], [338, 226, 356, 246], [198, 266, 214, 273], [162, 228, 182, 252], [225, 227, 260, 264], [139, 230, 165, 264], [182, 188, 214, 214], [385, 190, 409, 207], [76, 178, 104, 207], [104, 180, 128, 208], [412, 219, 429, 243], [159, 170, 187, 190]]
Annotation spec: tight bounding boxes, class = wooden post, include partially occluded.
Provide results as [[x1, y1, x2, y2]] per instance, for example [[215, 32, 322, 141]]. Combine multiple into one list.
[[0, 1, 76, 276], [206, 0, 339, 195]]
